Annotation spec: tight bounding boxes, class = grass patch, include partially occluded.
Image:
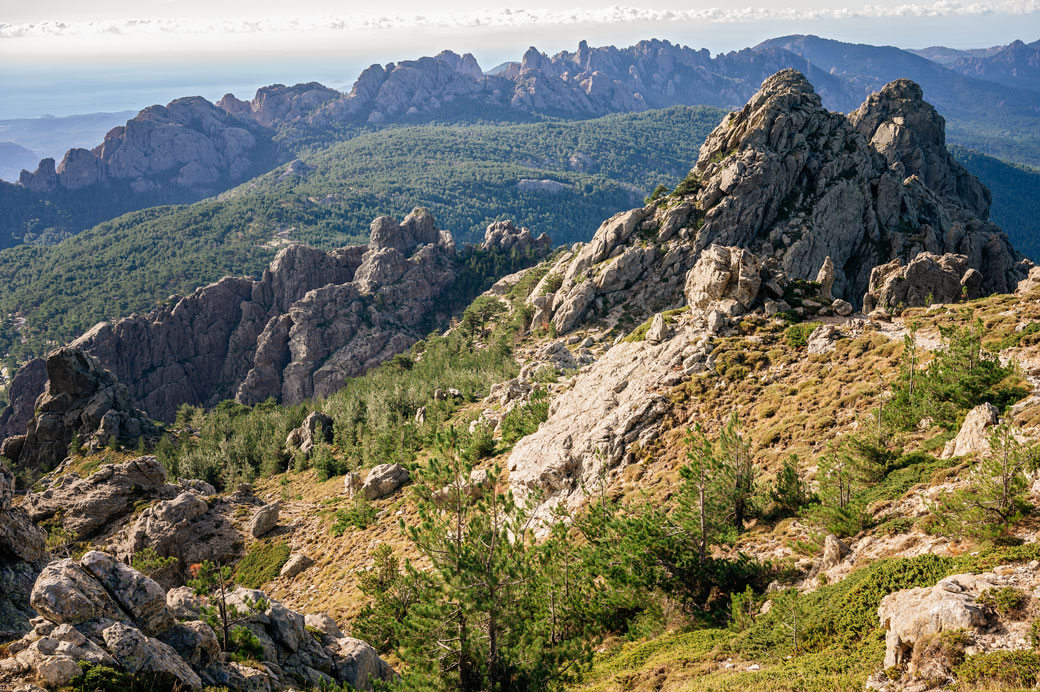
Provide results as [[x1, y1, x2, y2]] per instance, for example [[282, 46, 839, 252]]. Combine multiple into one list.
[[233, 539, 291, 588]]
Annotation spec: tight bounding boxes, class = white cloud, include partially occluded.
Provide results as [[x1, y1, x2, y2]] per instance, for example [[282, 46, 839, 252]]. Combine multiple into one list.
[[2, 1, 1038, 39]]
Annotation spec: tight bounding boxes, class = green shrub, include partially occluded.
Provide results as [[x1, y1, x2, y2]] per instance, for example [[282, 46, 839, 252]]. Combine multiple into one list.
[[500, 389, 550, 444], [233, 540, 290, 589], [71, 661, 180, 692], [331, 498, 378, 536], [229, 625, 265, 662], [978, 586, 1027, 615], [1030, 619, 1040, 649], [784, 322, 819, 350], [645, 183, 670, 204], [955, 649, 1040, 687]]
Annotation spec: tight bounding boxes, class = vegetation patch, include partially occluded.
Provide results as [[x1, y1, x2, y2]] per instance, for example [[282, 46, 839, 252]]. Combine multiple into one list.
[[233, 540, 291, 589]]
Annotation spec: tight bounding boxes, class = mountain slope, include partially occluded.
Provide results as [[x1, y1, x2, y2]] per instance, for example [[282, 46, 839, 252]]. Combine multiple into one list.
[[954, 147, 1040, 260], [5, 70, 1040, 692]]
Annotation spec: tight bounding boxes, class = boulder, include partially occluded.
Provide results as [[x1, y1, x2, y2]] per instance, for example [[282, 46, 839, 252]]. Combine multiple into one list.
[[864, 253, 984, 312], [333, 637, 397, 691], [363, 464, 410, 500], [684, 245, 762, 315], [285, 411, 333, 456], [806, 325, 842, 355], [8, 554, 396, 691], [79, 551, 174, 636], [0, 464, 47, 636], [279, 554, 314, 579], [878, 573, 993, 671], [248, 501, 281, 538], [645, 313, 670, 343], [343, 472, 362, 499], [102, 621, 202, 689], [118, 491, 243, 571], [29, 559, 126, 626], [820, 534, 850, 569], [942, 402, 1000, 459]]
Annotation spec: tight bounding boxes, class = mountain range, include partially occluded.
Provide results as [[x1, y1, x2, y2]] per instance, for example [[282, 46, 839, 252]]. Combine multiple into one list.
[[2, 35, 1038, 252]]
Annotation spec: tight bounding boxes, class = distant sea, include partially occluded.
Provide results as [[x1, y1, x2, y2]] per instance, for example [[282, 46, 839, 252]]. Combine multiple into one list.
[[0, 59, 359, 120]]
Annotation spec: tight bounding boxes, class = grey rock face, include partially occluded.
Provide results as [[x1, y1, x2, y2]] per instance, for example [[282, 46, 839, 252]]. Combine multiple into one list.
[[285, 412, 333, 457], [20, 96, 271, 194], [117, 490, 244, 571], [1, 212, 548, 430], [7, 554, 396, 691], [279, 554, 314, 579], [533, 70, 1026, 337], [684, 245, 762, 315], [217, 82, 340, 128], [878, 573, 993, 671], [24, 455, 167, 540], [29, 559, 127, 626], [0, 464, 47, 636], [8, 348, 157, 472], [942, 403, 1000, 459], [80, 551, 174, 636], [362, 464, 411, 500], [863, 252, 983, 312]]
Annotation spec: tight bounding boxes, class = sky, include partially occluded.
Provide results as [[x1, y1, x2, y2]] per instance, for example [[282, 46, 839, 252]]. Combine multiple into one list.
[[1, 0, 1038, 118]]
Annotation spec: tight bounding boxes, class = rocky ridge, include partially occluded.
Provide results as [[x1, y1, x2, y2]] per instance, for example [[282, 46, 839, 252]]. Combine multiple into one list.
[[503, 69, 1028, 523], [1, 347, 157, 473], [0, 211, 549, 439], [18, 97, 274, 194], [532, 70, 1024, 339]]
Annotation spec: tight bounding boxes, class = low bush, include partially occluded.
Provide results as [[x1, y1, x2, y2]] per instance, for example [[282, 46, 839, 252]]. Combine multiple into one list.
[[233, 540, 290, 589], [955, 649, 1040, 687]]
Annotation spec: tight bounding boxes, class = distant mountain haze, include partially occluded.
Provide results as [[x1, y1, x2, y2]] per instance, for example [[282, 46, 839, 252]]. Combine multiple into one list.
[[0, 34, 1037, 253]]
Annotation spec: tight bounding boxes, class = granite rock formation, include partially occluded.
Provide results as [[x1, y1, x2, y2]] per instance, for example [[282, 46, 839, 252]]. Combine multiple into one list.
[[506, 70, 1029, 525], [531, 70, 1026, 338], [4, 348, 157, 472], [0, 552, 395, 690], [0, 212, 549, 432], [19, 97, 271, 194], [0, 464, 48, 637]]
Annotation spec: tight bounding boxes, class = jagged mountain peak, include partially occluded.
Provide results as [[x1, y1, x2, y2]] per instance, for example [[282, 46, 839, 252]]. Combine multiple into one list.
[[531, 69, 1025, 342]]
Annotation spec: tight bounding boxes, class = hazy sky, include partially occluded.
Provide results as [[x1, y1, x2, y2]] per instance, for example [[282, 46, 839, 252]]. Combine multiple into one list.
[[2, 1, 1038, 118]]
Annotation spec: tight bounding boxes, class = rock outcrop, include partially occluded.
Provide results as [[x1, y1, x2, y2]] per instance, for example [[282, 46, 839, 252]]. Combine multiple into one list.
[[362, 464, 411, 500], [217, 83, 341, 129], [507, 70, 1028, 523], [530, 70, 1025, 338], [941, 402, 1000, 459], [0, 552, 395, 690], [1, 212, 549, 431], [23, 456, 168, 540], [20, 455, 245, 580], [0, 464, 48, 637], [19, 97, 272, 194], [285, 411, 334, 457], [863, 253, 983, 312], [4, 347, 157, 472], [878, 573, 993, 671]]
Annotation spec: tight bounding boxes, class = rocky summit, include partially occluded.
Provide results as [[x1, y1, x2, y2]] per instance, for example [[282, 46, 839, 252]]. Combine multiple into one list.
[[535, 70, 1024, 337]]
